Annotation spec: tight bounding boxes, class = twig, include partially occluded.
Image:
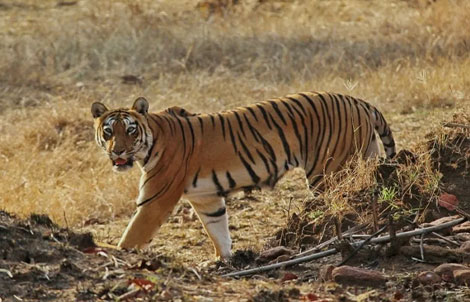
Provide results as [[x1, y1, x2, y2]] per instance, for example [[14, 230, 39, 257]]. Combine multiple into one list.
[[295, 224, 365, 258], [223, 216, 466, 278], [443, 122, 470, 130], [420, 233, 425, 262], [0, 268, 13, 278], [372, 194, 379, 233], [431, 232, 460, 247], [117, 288, 141, 301], [337, 225, 388, 267], [455, 207, 470, 220]]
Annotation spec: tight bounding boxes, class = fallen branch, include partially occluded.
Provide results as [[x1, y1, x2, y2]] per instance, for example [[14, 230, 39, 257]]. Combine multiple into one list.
[[443, 122, 470, 130], [295, 224, 366, 258], [223, 216, 466, 278]]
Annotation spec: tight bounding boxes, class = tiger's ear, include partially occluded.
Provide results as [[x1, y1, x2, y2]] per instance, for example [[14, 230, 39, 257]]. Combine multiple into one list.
[[91, 102, 108, 119], [132, 97, 149, 115]]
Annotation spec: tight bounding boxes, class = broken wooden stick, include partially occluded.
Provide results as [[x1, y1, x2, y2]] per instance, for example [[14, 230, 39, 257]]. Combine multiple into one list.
[[223, 216, 466, 278], [443, 122, 470, 130]]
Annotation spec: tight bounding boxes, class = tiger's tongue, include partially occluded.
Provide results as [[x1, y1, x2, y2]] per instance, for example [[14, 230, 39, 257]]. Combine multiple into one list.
[[114, 158, 127, 165]]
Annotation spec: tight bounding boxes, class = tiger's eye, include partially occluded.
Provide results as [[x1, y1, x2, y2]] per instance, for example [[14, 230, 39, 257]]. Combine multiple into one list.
[[127, 126, 136, 135]]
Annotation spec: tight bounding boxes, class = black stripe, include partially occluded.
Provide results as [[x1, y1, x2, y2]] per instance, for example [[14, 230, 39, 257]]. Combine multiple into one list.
[[227, 118, 238, 154], [383, 141, 395, 148], [162, 116, 175, 135], [218, 114, 226, 140], [247, 107, 259, 122], [324, 94, 343, 172], [352, 97, 363, 144], [281, 100, 296, 118], [210, 115, 215, 128], [212, 170, 225, 194], [192, 168, 201, 187], [238, 152, 260, 184], [257, 104, 272, 130], [226, 171, 236, 189], [197, 116, 204, 134], [243, 113, 260, 143], [281, 101, 304, 162], [255, 148, 272, 176], [287, 97, 307, 116], [184, 116, 195, 155], [140, 150, 165, 190], [380, 129, 391, 138], [320, 94, 333, 153], [174, 117, 187, 156], [269, 101, 287, 125], [233, 111, 246, 138], [137, 182, 171, 206], [288, 101, 309, 163], [304, 94, 325, 179], [269, 112, 292, 164], [204, 207, 226, 217], [238, 133, 255, 164]]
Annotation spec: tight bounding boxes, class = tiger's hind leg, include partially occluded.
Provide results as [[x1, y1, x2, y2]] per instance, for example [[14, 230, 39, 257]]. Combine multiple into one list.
[[189, 196, 232, 260]]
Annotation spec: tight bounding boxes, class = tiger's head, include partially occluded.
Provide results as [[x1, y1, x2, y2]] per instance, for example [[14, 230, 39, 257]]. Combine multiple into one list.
[[91, 97, 153, 172]]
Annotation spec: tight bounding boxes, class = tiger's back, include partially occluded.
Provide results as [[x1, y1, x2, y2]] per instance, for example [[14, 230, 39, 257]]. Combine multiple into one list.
[[181, 91, 395, 197]]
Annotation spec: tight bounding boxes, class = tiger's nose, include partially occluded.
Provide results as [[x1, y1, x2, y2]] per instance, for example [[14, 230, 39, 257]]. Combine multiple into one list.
[[113, 150, 125, 156]]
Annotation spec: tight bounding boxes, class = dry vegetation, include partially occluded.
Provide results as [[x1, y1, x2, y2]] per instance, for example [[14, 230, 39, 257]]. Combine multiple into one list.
[[1, 0, 470, 300]]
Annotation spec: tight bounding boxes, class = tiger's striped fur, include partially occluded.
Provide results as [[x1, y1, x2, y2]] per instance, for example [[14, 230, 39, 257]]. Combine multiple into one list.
[[91, 91, 395, 259]]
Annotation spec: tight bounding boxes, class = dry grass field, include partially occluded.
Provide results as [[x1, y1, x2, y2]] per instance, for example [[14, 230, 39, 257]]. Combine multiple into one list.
[[1, 0, 470, 301]]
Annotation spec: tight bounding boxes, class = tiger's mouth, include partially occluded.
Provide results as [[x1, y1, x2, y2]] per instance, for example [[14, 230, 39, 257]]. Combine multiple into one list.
[[112, 157, 134, 171]]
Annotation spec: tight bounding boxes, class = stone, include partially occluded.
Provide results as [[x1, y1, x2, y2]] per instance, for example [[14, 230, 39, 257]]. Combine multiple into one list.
[[459, 241, 470, 253], [257, 246, 294, 263], [332, 265, 387, 287], [454, 233, 470, 242], [434, 263, 469, 282], [415, 271, 441, 285], [453, 269, 470, 285]]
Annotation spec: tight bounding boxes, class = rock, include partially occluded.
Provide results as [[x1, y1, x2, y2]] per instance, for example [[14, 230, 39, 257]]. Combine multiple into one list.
[[400, 246, 470, 263], [434, 263, 469, 281], [454, 233, 470, 242], [415, 271, 441, 285], [453, 269, 470, 285], [319, 265, 335, 282], [424, 215, 460, 227], [459, 241, 470, 253], [280, 272, 298, 282], [269, 254, 291, 264], [257, 246, 294, 263], [332, 265, 387, 287], [453, 221, 470, 233]]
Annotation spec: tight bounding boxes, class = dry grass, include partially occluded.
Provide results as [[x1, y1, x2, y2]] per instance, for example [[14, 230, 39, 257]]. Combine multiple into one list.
[[1, 0, 470, 263]]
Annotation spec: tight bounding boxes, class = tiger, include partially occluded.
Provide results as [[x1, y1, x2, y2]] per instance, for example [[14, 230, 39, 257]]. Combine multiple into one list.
[[91, 91, 396, 259]]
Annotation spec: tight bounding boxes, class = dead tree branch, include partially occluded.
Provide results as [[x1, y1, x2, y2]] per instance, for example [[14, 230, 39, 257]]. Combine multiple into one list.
[[223, 217, 466, 278]]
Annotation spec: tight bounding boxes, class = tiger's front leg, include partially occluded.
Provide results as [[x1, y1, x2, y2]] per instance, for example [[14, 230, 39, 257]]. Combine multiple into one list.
[[189, 196, 232, 259], [118, 195, 180, 249]]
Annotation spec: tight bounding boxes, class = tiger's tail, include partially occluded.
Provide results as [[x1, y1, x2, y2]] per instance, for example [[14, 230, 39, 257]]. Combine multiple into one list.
[[372, 108, 396, 159]]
